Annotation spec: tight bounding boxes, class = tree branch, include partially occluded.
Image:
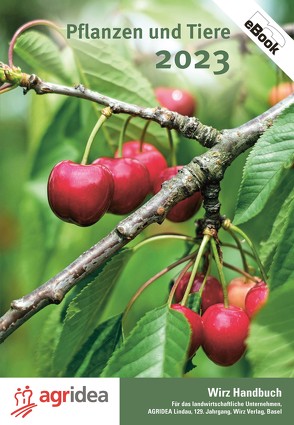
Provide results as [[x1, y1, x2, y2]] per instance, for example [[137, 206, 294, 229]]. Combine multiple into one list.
[[21, 73, 220, 148], [20, 73, 293, 151], [0, 75, 293, 343]]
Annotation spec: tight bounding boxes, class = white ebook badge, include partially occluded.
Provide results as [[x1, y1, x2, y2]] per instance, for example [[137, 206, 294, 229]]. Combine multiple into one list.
[[212, 0, 294, 80]]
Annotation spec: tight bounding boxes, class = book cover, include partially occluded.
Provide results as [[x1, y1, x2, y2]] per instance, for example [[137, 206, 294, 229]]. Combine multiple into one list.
[[0, 0, 293, 423]]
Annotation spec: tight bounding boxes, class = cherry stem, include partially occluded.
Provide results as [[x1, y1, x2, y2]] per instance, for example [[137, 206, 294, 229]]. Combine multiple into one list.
[[8, 20, 62, 68], [166, 128, 177, 166], [122, 251, 198, 326], [117, 115, 133, 158], [180, 234, 210, 306], [229, 224, 267, 283], [223, 262, 260, 283], [198, 248, 212, 299], [133, 233, 196, 252], [81, 107, 112, 165], [210, 237, 229, 308], [0, 83, 16, 94], [167, 259, 195, 307], [226, 228, 249, 274], [140, 120, 151, 152]]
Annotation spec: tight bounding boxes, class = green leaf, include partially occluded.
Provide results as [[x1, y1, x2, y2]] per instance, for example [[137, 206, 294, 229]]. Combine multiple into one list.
[[29, 98, 86, 180], [18, 190, 62, 292], [36, 306, 64, 377], [69, 38, 171, 155], [234, 105, 294, 225], [65, 314, 123, 377], [70, 38, 155, 105], [15, 30, 70, 83], [230, 53, 276, 127], [247, 281, 294, 377], [259, 177, 294, 272], [52, 249, 132, 375], [101, 305, 190, 377], [268, 198, 294, 290], [121, 0, 223, 37]]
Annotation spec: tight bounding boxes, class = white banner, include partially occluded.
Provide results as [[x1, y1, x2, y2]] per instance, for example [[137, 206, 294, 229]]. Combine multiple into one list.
[[212, 0, 294, 80], [0, 378, 120, 424]]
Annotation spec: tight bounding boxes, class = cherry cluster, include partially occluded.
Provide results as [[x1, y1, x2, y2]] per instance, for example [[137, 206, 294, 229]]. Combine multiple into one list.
[[46, 83, 272, 370], [47, 87, 201, 226], [48, 142, 166, 226], [171, 272, 269, 366]]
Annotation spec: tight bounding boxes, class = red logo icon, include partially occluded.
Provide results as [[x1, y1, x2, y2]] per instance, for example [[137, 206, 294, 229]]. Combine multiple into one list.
[[11, 386, 38, 418]]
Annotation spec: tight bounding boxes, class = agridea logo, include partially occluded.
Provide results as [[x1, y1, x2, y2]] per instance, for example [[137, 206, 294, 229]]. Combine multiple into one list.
[[11, 385, 108, 418], [244, 11, 286, 55]]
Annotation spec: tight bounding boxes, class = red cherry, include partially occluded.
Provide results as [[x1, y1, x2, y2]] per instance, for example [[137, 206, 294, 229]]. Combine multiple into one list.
[[245, 281, 269, 318], [93, 157, 150, 214], [171, 304, 203, 357], [153, 166, 202, 222], [268, 82, 294, 106], [155, 87, 196, 116], [227, 276, 256, 310], [202, 304, 250, 366], [174, 272, 224, 312], [47, 160, 114, 226], [114, 141, 167, 189]]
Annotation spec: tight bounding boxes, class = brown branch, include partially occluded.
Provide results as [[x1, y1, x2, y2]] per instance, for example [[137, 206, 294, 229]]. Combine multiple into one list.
[[0, 75, 293, 343], [21, 73, 220, 148], [20, 72, 293, 149]]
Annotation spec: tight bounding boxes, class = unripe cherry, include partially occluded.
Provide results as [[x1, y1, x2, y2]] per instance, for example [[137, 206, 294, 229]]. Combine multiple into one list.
[[268, 82, 294, 106], [227, 276, 256, 310]]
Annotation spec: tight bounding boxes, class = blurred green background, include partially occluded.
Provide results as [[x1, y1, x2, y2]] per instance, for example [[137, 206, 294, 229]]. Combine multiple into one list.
[[0, 0, 293, 377]]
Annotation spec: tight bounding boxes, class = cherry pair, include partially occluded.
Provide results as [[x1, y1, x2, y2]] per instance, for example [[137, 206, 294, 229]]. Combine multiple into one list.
[[48, 145, 203, 226], [202, 280, 268, 365], [47, 140, 167, 226]]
